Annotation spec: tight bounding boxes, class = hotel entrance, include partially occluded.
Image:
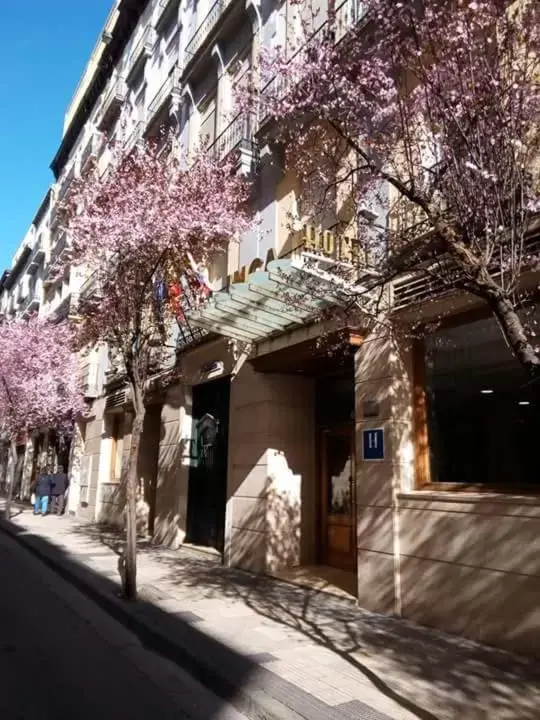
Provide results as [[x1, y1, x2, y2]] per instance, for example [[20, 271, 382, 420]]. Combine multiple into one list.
[[250, 336, 358, 595], [320, 426, 356, 571], [316, 367, 357, 573]]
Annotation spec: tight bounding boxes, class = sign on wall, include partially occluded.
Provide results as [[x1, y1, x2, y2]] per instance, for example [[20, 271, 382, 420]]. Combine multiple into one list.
[[362, 428, 385, 461]]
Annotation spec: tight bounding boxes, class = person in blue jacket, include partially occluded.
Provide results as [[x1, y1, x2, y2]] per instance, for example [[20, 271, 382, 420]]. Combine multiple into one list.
[[33, 467, 52, 515]]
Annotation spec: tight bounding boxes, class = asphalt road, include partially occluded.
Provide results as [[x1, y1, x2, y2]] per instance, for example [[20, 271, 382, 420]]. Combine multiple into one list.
[[0, 530, 248, 720]]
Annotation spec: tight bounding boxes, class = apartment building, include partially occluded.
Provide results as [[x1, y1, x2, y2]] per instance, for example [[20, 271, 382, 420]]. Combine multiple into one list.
[[0, 187, 69, 499], [2, 0, 536, 658]]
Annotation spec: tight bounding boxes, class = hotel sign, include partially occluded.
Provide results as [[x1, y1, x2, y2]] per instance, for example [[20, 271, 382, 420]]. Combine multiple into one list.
[[226, 225, 362, 288]]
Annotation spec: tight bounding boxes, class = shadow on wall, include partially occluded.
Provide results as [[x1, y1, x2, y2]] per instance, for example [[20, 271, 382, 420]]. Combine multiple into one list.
[[2, 519, 260, 719], [396, 498, 540, 658], [98, 394, 185, 542]]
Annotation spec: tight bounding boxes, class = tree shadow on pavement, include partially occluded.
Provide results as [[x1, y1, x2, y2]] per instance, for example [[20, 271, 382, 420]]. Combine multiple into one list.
[[152, 549, 540, 720], [68, 520, 540, 720]]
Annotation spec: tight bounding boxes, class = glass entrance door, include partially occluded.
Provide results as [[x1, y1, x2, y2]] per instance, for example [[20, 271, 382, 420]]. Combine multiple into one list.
[[321, 426, 356, 571]]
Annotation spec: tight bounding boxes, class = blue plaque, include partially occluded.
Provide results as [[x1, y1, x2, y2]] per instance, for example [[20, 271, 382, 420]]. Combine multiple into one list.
[[362, 428, 384, 461]]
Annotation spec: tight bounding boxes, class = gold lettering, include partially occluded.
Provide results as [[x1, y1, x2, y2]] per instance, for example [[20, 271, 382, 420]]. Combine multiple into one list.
[[339, 235, 353, 263], [303, 225, 318, 253], [322, 231, 335, 257]]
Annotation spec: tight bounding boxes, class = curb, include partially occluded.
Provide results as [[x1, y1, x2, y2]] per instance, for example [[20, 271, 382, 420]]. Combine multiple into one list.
[[0, 517, 306, 720]]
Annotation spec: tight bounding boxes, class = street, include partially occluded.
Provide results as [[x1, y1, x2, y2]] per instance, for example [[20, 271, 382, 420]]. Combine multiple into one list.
[[0, 530, 248, 720]]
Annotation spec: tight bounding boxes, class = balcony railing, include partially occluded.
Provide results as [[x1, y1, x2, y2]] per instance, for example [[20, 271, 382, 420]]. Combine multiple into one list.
[[43, 233, 69, 284], [81, 361, 103, 399], [207, 113, 257, 172], [99, 76, 127, 129], [79, 270, 102, 302], [21, 294, 40, 319], [334, 0, 365, 42], [126, 26, 156, 77], [261, 0, 366, 112], [123, 120, 145, 154], [184, 0, 233, 63], [56, 168, 75, 204], [27, 240, 46, 274], [147, 65, 181, 118], [80, 132, 103, 171]]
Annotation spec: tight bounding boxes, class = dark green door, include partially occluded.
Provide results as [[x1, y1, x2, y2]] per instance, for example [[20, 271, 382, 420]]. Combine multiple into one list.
[[186, 377, 230, 553]]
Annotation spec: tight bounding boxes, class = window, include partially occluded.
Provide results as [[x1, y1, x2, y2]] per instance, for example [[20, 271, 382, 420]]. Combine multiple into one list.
[[421, 313, 540, 489], [110, 415, 125, 482]]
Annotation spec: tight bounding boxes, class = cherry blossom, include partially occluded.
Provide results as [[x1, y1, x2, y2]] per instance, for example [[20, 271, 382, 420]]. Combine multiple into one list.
[[251, 0, 540, 373], [60, 136, 253, 599]]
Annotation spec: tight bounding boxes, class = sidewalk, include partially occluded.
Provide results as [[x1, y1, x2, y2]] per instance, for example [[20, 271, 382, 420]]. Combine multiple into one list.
[[2, 505, 540, 720]]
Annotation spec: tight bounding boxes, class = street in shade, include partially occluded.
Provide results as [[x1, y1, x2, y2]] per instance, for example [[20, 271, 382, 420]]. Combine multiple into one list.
[[0, 529, 248, 720]]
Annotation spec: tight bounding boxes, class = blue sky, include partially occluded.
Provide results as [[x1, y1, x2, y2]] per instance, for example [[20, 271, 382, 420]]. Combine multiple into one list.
[[0, 1, 113, 271]]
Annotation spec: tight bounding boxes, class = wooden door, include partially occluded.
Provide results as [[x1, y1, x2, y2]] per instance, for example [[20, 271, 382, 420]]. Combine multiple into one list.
[[321, 426, 356, 571]]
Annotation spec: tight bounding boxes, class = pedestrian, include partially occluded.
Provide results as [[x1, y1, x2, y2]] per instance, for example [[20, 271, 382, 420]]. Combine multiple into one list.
[[33, 467, 52, 516], [51, 465, 69, 516]]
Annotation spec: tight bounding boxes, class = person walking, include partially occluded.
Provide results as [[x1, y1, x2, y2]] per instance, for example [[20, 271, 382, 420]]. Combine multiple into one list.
[[51, 465, 69, 516], [33, 467, 52, 516]]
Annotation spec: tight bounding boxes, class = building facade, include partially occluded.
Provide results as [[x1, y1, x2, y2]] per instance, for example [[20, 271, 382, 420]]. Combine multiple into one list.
[[3, 0, 540, 659]]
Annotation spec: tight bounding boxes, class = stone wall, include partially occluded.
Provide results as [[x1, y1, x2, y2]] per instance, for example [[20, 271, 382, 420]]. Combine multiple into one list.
[[225, 363, 315, 573]]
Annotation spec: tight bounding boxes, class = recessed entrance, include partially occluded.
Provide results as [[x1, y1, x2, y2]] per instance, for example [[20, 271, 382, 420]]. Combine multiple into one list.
[[320, 426, 356, 571], [186, 376, 230, 553], [316, 367, 357, 573]]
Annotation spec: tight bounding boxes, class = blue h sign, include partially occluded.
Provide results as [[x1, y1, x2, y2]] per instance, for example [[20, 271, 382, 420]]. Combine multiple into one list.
[[362, 428, 385, 461]]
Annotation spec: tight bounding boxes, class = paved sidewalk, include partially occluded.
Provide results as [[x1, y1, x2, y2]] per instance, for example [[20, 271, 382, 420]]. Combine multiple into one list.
[[3, 506, 540, 720]]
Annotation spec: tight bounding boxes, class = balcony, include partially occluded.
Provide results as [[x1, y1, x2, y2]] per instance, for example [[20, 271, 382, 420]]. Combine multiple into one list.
[[147, 65, 182, 121], [126, 26, 156, 79], [27, 240, 46, 274], [260, 0, 366, 117], [81, 361, 103, 399], [334, 0, 366, 43], [208, 113, 257, 174], [43, 233, 69, 285], [184, 0, 233, 64], [21, 294, 40, 319], [56, 167, 76, 204], [98, 76, 127, 130], [79, 270, 102, 302], [123, 120, 145, 154], [80, 132, 103, 172], [157, 0, 179, 26]]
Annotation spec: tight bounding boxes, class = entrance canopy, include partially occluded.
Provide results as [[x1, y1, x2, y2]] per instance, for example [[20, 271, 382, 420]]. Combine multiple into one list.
[[187, 254, 379, 345]]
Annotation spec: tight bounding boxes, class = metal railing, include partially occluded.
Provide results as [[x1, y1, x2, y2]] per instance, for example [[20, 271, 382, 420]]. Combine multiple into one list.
[[80, 132, 103, 170], [184, 0, 233, 62], [79, 270, 101, 301], [147, 65, 181, 117], [261, 0, 366, 110], [21, 294, 40, 318], [81, 361, 103, 398], [100, 76, 127, 122], [56, 168, 75, 203], [126, 26, 156, 75], [123, 120, 145, 153], [208, 113, 254, 160]]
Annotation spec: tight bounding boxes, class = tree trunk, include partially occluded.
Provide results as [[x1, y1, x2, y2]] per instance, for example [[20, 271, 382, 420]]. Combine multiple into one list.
[[123, 385, 146, 601], [4, 440, 17, 520], [490, 295, 540, 378]]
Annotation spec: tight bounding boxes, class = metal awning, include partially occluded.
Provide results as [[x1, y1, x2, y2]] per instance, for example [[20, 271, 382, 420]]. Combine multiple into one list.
[[187, 255, 378, 345]]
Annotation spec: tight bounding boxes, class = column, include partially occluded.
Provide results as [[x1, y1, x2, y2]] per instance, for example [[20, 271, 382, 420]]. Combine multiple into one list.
[[354, 329, 414, 614]]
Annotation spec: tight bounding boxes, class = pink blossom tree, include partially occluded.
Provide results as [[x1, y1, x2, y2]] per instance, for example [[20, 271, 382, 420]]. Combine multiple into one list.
[[255, 0, 540, 372], [61, 137, 252, 599], [0, 316, 84, 518]]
